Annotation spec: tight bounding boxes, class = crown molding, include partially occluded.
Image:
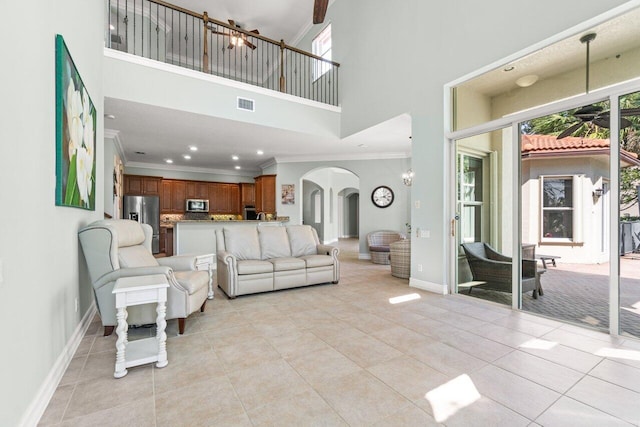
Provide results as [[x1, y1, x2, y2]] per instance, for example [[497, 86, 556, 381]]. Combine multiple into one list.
[[104, 129, 127, 163], [125, 161, 260, 176], [275, 152, 410, 163]]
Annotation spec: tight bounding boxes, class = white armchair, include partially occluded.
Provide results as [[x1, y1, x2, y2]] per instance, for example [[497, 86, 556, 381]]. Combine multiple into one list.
[[79, 219, 210, 335]]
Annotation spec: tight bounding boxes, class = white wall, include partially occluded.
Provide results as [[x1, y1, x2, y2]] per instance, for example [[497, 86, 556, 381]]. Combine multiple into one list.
[[275, 158, 410, 254], [300, 0, 629, 289], [0, 1, 104, 425]]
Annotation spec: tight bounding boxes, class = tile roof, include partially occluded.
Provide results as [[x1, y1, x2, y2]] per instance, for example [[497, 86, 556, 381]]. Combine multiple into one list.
[[521, 134, 610, 153], [521, 134, 640, 166]]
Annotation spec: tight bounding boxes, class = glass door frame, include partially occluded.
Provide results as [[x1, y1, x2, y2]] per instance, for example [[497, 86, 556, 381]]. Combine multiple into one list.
[[446, 76, 640, 334]]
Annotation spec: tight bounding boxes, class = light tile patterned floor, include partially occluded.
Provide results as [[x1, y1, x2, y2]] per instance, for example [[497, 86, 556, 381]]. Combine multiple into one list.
[[40, 239, 640, 426]]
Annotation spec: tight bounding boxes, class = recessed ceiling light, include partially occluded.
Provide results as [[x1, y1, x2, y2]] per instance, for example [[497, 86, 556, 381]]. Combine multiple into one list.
[[165, 159, 173, 164], [183, 154, 191, 160], [503, 66, 515, 72], [235, 166, 241, 170], [232, 155, 239, 161], [516, 74, 539, 88], [256, 150, 264, 155], [189, 146, 198, 152], [104, 114, 116, 120]]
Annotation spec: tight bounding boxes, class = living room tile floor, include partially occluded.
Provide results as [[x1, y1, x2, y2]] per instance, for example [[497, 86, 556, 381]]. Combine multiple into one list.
[[40, 239, 640, 426]]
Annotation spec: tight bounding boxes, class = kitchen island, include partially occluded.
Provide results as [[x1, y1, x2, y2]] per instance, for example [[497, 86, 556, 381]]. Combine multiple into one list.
[[174, 220, 288, 256]]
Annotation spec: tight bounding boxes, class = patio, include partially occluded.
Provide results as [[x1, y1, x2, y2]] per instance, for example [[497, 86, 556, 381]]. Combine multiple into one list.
[[464, 257, 640, 338]]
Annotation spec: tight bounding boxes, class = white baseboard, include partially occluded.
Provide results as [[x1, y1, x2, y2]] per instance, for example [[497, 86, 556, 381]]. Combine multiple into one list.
[[359, 253, 371, 260], [21, 302, 97, 427], [410, 278, 448, 295]]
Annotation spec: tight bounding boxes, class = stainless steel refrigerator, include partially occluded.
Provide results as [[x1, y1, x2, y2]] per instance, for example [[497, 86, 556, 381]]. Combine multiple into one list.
[[123, 195, 160, 253]]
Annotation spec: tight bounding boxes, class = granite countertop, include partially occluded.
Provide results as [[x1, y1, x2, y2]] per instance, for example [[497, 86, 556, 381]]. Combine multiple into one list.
[[171, 218, 290, 225]]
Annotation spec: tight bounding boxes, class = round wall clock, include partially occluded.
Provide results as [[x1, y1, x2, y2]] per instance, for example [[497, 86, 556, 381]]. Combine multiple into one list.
[[371, 185, 394, 208]]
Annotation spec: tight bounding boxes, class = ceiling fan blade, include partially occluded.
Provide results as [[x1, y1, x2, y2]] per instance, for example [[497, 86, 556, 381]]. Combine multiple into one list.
[[211, 29, 231, 36], [249, 29, 260, 35], [228, 19, 236, 27], [620, 117, 633, 128], [313, 0, 329, 24], [557, 122, 584, 139], [573, 105, 603, 120], [592, 117, 610, 128], [227, 43, 234, 50], [621, 107, 640, 116], [244, 40, 257, 50]]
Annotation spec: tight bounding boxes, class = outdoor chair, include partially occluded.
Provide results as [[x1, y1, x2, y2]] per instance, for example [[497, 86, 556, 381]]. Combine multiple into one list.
[[367, 231, 406, 264], [461, 242, 543, 299]]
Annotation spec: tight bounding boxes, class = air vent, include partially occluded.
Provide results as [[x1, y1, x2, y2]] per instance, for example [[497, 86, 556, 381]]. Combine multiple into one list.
[[237, 97, 255, 112]]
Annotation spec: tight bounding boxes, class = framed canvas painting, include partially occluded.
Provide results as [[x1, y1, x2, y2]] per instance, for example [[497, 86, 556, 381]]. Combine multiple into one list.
[[55, 34, 96, 210], [281, 184, 295, 204]]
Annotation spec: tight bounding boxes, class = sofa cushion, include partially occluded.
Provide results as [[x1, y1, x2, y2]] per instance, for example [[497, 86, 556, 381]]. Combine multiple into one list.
[[301, 254, 334, 268], [237, 259, 274, 275], [369, 245, 391, 252], [224, 227, 261, 260], [173, 270, 209, 295], [269, 257, 306, 272], [118, 245, 159, 268], [287, 225, 317, 257], [259, 227, 292, 260]]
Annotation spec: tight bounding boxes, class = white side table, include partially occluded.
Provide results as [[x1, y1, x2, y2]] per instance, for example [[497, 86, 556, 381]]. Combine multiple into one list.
[[112, 274, 169, 379], [195, 253, 216, 300]]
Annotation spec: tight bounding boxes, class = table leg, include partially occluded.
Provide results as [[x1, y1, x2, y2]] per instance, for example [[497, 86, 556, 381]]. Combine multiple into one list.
[[207, 264, 214, 300], [114, 307, 128, 378], [156, 300, 168, 368]]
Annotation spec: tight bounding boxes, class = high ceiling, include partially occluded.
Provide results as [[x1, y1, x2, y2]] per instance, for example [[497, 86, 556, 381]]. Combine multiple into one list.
[[105, 0, 413, 174]]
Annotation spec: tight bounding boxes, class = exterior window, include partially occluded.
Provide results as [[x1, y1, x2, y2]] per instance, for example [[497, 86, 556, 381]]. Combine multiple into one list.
[[458, 154, 484, 243], [540, 176, 582, 242], [312, 24, 332, 79]]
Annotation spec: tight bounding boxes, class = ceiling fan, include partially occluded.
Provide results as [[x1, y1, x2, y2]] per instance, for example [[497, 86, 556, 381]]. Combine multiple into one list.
[[558, 33, 640, 139], [313, 0, 329, 24], [211, 19, 260, 50]]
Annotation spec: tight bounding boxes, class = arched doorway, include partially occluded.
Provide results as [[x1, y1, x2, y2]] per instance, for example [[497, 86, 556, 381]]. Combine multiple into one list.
[[301, 167, 360, 244]]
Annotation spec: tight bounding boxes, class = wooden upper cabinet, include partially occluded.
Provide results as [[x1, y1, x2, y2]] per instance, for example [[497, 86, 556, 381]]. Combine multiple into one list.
[[255, 175, 276, 214], [124, 175, 161, 196], [171, 181, 186, 213], [240, 183, 255, 207], [186, 181, 208, 200], [161, 180, 173, 213], [229, 184, 240, 214]]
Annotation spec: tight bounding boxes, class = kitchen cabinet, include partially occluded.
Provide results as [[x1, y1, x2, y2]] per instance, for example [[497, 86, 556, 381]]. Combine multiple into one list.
[[160, 180, 186, 214], [240, 183, 255, 207], [165, 227, 174, 256], [255, 175, 276, 214], [124, 175, 161, 196], [159, 227, 166, 253], [186, 181, 208, 200], [207, 183, 240, 214], [171, 181, 186, 213]]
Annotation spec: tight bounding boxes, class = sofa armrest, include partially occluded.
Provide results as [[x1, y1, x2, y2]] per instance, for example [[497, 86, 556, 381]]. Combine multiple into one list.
[[317, 244, 339, 258], [94, 266, 172, 290], [158, 255, 197, 271]]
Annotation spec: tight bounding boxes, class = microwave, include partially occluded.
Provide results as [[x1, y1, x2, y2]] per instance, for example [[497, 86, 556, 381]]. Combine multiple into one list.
[[186, 199, 209, 212]]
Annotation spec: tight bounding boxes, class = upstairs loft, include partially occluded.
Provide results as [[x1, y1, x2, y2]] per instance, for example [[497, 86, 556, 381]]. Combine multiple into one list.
[[105, 0, 340, 106]]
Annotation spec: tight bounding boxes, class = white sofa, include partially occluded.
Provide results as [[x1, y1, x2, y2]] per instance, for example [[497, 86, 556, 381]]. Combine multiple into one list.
[[216, 225, 340, 298]]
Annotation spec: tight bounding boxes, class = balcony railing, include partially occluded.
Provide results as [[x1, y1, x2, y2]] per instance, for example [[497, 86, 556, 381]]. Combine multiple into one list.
[[105, 0, 340, 106]]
